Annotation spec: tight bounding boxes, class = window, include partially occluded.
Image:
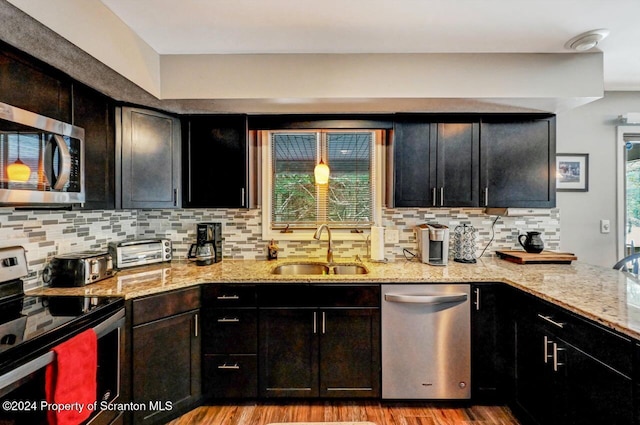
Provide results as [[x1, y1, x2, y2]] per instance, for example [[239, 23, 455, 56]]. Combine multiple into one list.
[[261, 129, 383, 240]]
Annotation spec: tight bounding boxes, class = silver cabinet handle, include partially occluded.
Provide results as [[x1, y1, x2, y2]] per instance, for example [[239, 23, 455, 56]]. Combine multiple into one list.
[[440, 187, 444, 207], [537, 314, 565, 329], [553, 342, 565, 372], [322, 311, 326, 334], [385, 293, 468, 305], [432, 188, 436, 206], [241, 188, 245, 207], [217, 295, 239, 300], [217, 317, 240, 323], [543, 335, 554, 364], [194, 313, 199, 337], [474, 287, 481, 311], [484, 187, 489, 206], [173, 188, 178, 206], [313, 311, 317, 334], [217, 363, 240, 370]]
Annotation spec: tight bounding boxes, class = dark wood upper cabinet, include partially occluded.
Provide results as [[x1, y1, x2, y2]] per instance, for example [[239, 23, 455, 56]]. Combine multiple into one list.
[[72, 83, 115, 210], [0, 44, 71, 122], [183, 115, 248, 208], [480, 117, 556, 208], [118, 106, 182, 209], [394, 115, 555, 209], [393, 118, 479, 207]]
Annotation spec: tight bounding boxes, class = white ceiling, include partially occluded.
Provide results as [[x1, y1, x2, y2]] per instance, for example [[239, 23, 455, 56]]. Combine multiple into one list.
[[99, 0, 640, 91]]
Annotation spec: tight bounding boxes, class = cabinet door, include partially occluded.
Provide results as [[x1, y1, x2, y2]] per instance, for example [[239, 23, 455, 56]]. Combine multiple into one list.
[[471, 283, 502, 402], [258, 308, 318, 397], [436, 123, 479, 207], [319, 308, 380, 398], [393, 121, 434, 207], [515, 320, 557, 425], [480, 118, 556, 208], [0, 46, 71, 122], [72, 83, 115, 210], [184, 115, 247, 208], [132, 309, 201, 425], [119, 106, 181, 208], [563, 340, 633, 425]]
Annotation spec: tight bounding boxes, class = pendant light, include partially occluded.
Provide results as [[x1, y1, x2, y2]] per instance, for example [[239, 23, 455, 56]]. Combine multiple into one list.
[[314, 158, 330, 185], [7, 134, 31, 182]]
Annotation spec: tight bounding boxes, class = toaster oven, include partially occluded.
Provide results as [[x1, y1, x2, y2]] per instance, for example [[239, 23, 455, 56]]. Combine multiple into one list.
[[108, 239, 172, 269]]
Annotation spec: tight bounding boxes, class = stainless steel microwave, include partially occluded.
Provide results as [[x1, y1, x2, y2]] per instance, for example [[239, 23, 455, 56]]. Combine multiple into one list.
[[0, 102, 85, 205]]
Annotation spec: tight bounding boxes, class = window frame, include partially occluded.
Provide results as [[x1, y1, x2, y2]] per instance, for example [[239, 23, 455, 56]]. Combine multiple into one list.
[[260, 129, 385, 242]]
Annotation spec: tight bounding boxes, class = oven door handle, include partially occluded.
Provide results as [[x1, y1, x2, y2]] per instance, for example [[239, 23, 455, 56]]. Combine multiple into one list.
[[0, 307, 125, 396]]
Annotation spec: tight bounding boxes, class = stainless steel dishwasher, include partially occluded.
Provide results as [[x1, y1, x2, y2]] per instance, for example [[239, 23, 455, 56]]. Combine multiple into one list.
[[381, 283, 471, 399]]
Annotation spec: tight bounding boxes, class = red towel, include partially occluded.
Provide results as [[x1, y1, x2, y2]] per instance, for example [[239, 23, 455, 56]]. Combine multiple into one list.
[[45, 328, 97, 425]]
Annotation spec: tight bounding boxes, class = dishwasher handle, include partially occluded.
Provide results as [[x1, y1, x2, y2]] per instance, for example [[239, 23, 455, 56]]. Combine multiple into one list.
[[384, 293, 468, 305]]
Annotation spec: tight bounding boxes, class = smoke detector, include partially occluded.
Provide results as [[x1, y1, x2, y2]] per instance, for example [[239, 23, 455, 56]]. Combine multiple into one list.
[[565, 29, 610, 51]]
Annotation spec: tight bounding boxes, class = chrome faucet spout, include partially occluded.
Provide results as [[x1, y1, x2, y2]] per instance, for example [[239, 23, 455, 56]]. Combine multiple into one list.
[[313, 224, 333, 264]]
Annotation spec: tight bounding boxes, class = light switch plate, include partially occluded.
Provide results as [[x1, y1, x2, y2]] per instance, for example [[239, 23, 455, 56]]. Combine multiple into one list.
[[385, 229, 400, 243], [600, 219, 610, 234]]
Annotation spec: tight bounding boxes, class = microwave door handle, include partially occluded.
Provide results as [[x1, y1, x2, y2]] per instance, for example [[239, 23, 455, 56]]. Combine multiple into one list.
[[44, 134, 71, 190]]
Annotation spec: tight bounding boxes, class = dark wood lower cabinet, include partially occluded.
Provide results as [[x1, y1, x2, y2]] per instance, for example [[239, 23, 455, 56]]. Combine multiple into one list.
[[257, 284, 381, 399], [513, 292, 634, 425], [259, 308, 319, 398], [130, 288, 201, 425], [319, 308, 380, 398]]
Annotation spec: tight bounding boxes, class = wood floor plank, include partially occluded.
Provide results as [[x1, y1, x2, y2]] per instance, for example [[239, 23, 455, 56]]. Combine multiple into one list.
[[165, 401, 521, 425]]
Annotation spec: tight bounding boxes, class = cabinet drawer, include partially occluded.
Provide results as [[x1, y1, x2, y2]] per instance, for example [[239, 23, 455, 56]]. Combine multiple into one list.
[[202, 308, 257, 354], [314, 284, 380, 307], [258, 284, 314, 307], [132, 286, 200, 325], [203, 354, 257, 398], [202, 284, 256, 307], [533, 301, 633, 377]]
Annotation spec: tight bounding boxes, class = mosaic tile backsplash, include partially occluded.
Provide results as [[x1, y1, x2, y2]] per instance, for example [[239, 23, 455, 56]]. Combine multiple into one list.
[[0, 206, 559, 290]]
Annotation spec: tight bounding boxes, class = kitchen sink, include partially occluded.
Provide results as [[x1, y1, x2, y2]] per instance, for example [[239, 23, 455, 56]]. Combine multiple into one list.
[[271, 263, 330, 275], [332, 264, 368, 275], [271, 262, 369, 275]]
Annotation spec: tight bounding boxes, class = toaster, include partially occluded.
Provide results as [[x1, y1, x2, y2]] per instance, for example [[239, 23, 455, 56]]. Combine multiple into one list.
[[43, 250, 115, 287], [108, 238, 172, 269]]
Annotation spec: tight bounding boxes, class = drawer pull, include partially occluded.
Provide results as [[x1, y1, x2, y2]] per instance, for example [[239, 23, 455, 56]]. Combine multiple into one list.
[[217, 317, 240, 323], [217, 295, 239, 300], [218, 363, 240, 370], [537, 314, 565, 329]]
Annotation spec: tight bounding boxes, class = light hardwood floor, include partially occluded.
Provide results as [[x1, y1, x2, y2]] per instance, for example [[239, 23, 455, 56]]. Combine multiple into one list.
[[166, 401, 521, 425]]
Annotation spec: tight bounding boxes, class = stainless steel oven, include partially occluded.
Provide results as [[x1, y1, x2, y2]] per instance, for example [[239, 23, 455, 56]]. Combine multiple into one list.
[[0, 102, 85, 205], [0, 246, 125, 425]]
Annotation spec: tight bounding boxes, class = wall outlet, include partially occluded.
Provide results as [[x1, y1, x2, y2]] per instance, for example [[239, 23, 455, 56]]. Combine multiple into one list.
[[600, 219, 610, 234], [385, 229, 400, 244]]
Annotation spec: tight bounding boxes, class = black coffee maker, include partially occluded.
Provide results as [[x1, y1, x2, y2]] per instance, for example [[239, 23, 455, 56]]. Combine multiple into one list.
[[188, 222, 222, 265]]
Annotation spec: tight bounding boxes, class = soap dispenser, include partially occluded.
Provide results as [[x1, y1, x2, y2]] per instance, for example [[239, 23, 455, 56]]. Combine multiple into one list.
[[267, 240, 279, 260]]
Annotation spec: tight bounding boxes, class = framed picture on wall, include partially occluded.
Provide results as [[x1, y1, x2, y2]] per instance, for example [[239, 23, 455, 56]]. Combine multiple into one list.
[[556, 153, 589, 192]]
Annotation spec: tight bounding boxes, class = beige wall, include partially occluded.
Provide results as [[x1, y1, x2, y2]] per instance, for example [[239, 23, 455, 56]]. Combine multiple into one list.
[[6, 0, 161, 97], [556, 91, 640, 267]]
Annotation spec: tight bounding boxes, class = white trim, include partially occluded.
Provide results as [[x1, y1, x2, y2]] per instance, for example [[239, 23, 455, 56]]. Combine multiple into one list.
[[616, 126, 640, 260], [260, 129, 384, 242]]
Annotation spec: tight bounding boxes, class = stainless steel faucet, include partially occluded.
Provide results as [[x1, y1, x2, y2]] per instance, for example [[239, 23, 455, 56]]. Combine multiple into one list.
[[313, 224, 333, 264]]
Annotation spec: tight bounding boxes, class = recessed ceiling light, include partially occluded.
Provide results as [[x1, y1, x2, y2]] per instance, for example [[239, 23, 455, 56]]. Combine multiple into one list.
[[565, 29, 610, 51]]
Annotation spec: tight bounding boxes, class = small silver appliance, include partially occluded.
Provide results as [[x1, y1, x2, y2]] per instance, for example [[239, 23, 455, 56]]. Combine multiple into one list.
[[43, 250, 115, 287], [108, 238, 172, 269], [416, 223, 450, 266]]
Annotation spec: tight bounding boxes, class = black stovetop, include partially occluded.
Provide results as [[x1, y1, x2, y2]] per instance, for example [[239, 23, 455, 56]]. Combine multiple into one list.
[[0, 290, 124, 376]]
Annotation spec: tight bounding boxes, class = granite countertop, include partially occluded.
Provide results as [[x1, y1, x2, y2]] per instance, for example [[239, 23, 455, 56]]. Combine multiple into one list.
[[27, 257, 640, 341]]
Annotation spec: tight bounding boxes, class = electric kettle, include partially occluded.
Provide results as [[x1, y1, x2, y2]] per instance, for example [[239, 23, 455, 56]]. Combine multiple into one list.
[[188, 242, 215, 266]]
